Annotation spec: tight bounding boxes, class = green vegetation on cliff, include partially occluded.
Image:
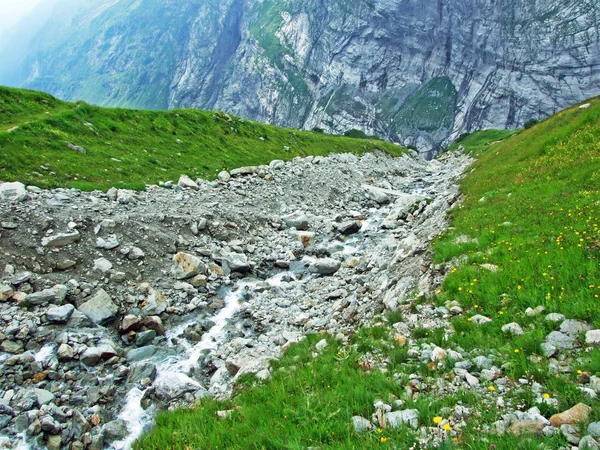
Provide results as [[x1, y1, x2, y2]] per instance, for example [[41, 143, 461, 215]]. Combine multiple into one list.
[[0, 86, 405, 191]]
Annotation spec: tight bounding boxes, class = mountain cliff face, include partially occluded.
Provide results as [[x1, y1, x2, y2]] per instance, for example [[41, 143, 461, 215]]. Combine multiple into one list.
[[2, 0, 599, 156]]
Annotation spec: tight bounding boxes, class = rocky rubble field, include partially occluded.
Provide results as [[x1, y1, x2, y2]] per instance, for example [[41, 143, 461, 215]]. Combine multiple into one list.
[[1, 149, 600, 450], [0, 150, 475, 449]]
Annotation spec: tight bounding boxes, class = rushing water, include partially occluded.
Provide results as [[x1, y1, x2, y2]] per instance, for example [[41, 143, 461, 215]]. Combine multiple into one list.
[[112, 273, 297, 449]]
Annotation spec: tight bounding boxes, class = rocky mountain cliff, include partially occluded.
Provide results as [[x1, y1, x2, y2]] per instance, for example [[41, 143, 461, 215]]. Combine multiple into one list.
[[1, 0, 599, 156]]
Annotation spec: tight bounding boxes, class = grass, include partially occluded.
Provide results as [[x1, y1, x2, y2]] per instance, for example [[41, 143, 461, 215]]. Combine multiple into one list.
[[0, 86, 405, 191]]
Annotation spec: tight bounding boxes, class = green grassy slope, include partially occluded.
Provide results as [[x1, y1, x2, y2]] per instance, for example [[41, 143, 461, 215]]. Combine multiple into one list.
[[0, 86, 405, 191], [136, 99, 600, 449]]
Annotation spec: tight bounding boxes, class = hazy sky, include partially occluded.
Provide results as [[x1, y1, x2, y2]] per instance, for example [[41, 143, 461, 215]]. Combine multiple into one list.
[[0, 0, 43, 35]]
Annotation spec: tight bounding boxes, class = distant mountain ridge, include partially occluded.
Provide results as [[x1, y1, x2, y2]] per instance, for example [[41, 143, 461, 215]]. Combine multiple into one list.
[[1, 0, 599, 157]]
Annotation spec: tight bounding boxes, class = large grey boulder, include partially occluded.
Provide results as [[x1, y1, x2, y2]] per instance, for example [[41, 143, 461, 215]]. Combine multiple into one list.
[[172, 252, 205, 279], [309, 258, 341, 275], [78, 289, 118, 325], [0, 182, 28, 202], [154, 373, 206, 401], [385, 409, 419, 429], [25, 289, 58, 306], [42, 231, 80, 248], [46, 304, 75, 323]]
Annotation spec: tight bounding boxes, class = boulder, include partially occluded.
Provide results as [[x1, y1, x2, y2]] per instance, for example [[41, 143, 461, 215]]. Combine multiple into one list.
[[25, 289, 58, 306], [127, 345, 157, 362], [586, 330, 600, 346], [222, 252, 250, 272], [178, 175, 199, 190], [218, 171, 231, 183], [172, 252, 204, 279], [385, 409, 419, 429], [546, 331, 575, 350], [352, 416, 373, 433], [0, 182, 28, 202], [501, 322, 524, 336], [0, 285, 14, 302], [46, 304, 75, 323], [78, 289, 118, 325], [142, 289, 167, 316], [154, 373, 205, 401], [41, 231, 80, 248], [56, 344, 74, 361], [550, 403, 592, 427], [102, 420, 128, 443], [337, 220, 362, 235], [283, 213, 309, 230], [309, 258, 341, 275], [96, 235, 120, 250]]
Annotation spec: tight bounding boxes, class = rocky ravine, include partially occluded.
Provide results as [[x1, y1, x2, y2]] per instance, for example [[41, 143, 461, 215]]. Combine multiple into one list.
[[0, 150, 472, 449]]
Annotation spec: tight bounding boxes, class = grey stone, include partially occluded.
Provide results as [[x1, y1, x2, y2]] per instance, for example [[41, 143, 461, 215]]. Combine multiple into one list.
[[142, 290, 167, 316], [96, 235, 120, 250], [470, 315, 492, 325], [218, 171, 231, 183], [78, 289, 118, 325], [25, 289, 58, 305], [135, 329, 157, 347], [0, 182, 28, 202], [580, 436, 599, 450], [178, 175, 199, 190], [102, 419, 128, 443], [546, 331, 575, 350], [586, 330, 600, 346], [56, 344, 74, 361], [1, 340, 23, 354], [34, 389, 54, 406], [473, 356, 493, 370], [128, 246, 145, 260], [338, 220, 362, 235], [46, 304, 75, 323], [93, 258, 113, 273], [589, 422, 600, 438], [67, 142, 86, 154], [154, 373, 205, 401], [309, 258, 341, 275], [66, 309, 94, 328], [127, 345, 157, 362], [352, 416, 373, 433], [363, 185, 390, 204], [560, 424, 581, 445], [283, 213, 310, 230], [172, 252, 205, 279], [502, 322, 524, 336], [42, 231, 80, 247], [541, 342, 557, 357], [128, 362, 157, 384], [560, 319, 592, 335], [385, 409, 419, 429], [545, 313, 566, 323], [222, 252, 250, 272], [80, 347, 103, 366]]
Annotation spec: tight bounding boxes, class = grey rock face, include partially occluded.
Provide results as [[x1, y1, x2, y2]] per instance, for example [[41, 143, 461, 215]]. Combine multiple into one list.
[[3, 0, 598, 157]]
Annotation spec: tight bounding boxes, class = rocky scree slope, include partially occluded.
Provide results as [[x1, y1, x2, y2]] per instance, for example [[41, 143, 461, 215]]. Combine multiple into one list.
[[0, 150, 471, 449], [1, 0, 598, 157]]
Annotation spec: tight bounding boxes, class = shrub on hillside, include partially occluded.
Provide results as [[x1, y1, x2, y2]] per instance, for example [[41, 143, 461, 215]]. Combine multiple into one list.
[[524, 118, 539, 129]]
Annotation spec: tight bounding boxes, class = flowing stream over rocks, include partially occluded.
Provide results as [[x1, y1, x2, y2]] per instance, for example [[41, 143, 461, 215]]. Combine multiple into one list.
[[0, 150, 472, 449]]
